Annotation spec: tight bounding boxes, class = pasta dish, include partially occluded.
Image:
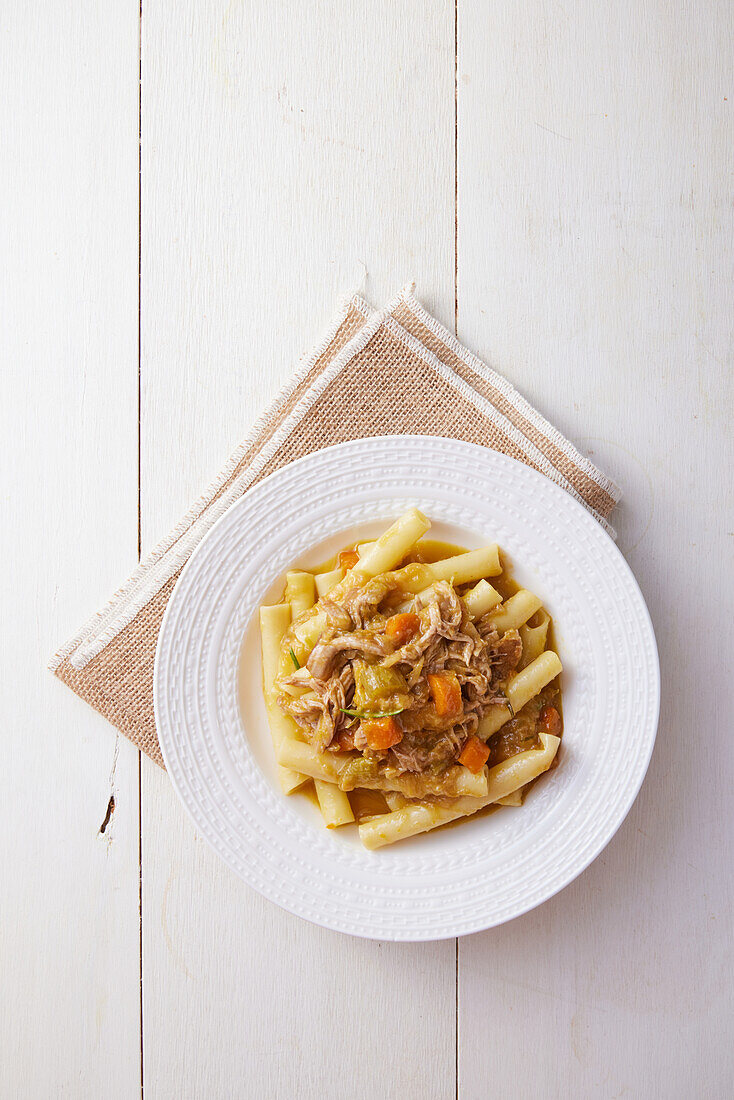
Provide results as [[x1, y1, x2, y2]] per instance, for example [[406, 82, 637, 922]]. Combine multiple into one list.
[[259, 509, 562, 848]]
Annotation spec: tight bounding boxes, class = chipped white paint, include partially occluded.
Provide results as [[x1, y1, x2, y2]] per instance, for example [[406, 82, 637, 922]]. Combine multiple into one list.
[[3, 0, 733, 1097]]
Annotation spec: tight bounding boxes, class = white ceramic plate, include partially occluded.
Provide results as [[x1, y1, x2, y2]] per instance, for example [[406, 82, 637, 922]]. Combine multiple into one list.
[[154, 436, 659, 941]]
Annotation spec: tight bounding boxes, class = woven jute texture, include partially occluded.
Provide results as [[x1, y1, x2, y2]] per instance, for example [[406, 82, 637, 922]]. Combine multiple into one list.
[[51, 285, 620, 767]]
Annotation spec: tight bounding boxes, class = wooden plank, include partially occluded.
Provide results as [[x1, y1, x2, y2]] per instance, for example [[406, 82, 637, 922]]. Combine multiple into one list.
[[140, 2, 456, 1096], [456, 2, 734, 1097], [0, 4, 141, 1097]]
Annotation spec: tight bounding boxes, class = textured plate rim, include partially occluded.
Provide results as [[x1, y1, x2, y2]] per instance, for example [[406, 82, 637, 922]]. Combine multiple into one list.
[[154, 435, 660, 941]]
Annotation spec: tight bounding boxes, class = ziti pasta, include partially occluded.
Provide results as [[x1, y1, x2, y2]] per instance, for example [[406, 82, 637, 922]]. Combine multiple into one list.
[[259, 509, 562, 848]]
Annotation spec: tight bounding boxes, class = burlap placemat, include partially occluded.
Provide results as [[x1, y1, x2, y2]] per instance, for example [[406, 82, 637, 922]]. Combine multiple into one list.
[[51, 284, 620, 766]]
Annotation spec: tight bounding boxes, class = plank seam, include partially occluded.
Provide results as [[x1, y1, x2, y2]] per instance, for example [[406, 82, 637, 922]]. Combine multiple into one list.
[[138, 2, 144, 1097], [454, 2, 459, 1096]]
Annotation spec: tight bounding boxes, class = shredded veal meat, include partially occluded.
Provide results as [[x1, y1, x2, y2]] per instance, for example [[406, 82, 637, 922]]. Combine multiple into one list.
[[339, 574, 399, 627], [306, 630, 390, 681], [277, 574, 525, 775]]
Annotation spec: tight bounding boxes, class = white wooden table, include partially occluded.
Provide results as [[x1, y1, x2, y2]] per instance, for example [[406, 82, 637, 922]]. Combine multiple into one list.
[[3, 2, 732, 1097]]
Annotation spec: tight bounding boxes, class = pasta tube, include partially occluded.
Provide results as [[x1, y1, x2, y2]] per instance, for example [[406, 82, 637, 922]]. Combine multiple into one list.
[[427, 545, 501, 585], [463, 579, 503, 619], [260, 604, 291, 690], [359, 734, 560, 849], [314, 780, 355, 828], [396, 549, 503, 611], [519, 610, 550, 669], [259, 604, 309, 794], [497, 788, 523, 807], [485, 589, 543, 633], [285, 571, 316, 618], [356, 509, 431, 577], [315, 567, 344, 597], [478, 650, 563, 738], [276, 740, 349, 783], [276, 740, 487, 799], [384, 791, 410, 811]]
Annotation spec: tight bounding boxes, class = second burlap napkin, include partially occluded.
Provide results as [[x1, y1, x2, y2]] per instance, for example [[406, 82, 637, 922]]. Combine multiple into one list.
[[51, 283, 620, 766]]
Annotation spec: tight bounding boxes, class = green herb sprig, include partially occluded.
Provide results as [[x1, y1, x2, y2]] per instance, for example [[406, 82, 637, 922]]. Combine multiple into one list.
[[339, 707, 404, 720], [498, 693, 515, 718]]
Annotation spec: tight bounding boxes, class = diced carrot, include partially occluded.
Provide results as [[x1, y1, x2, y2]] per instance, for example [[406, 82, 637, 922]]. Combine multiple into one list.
[[458, 735, 490, 773], [360, 716, 402, 751], [384, 612, 421, 646], [427, 672, 462, 717], [338, 549, 360, 570], [539, 705, 562, 736]]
